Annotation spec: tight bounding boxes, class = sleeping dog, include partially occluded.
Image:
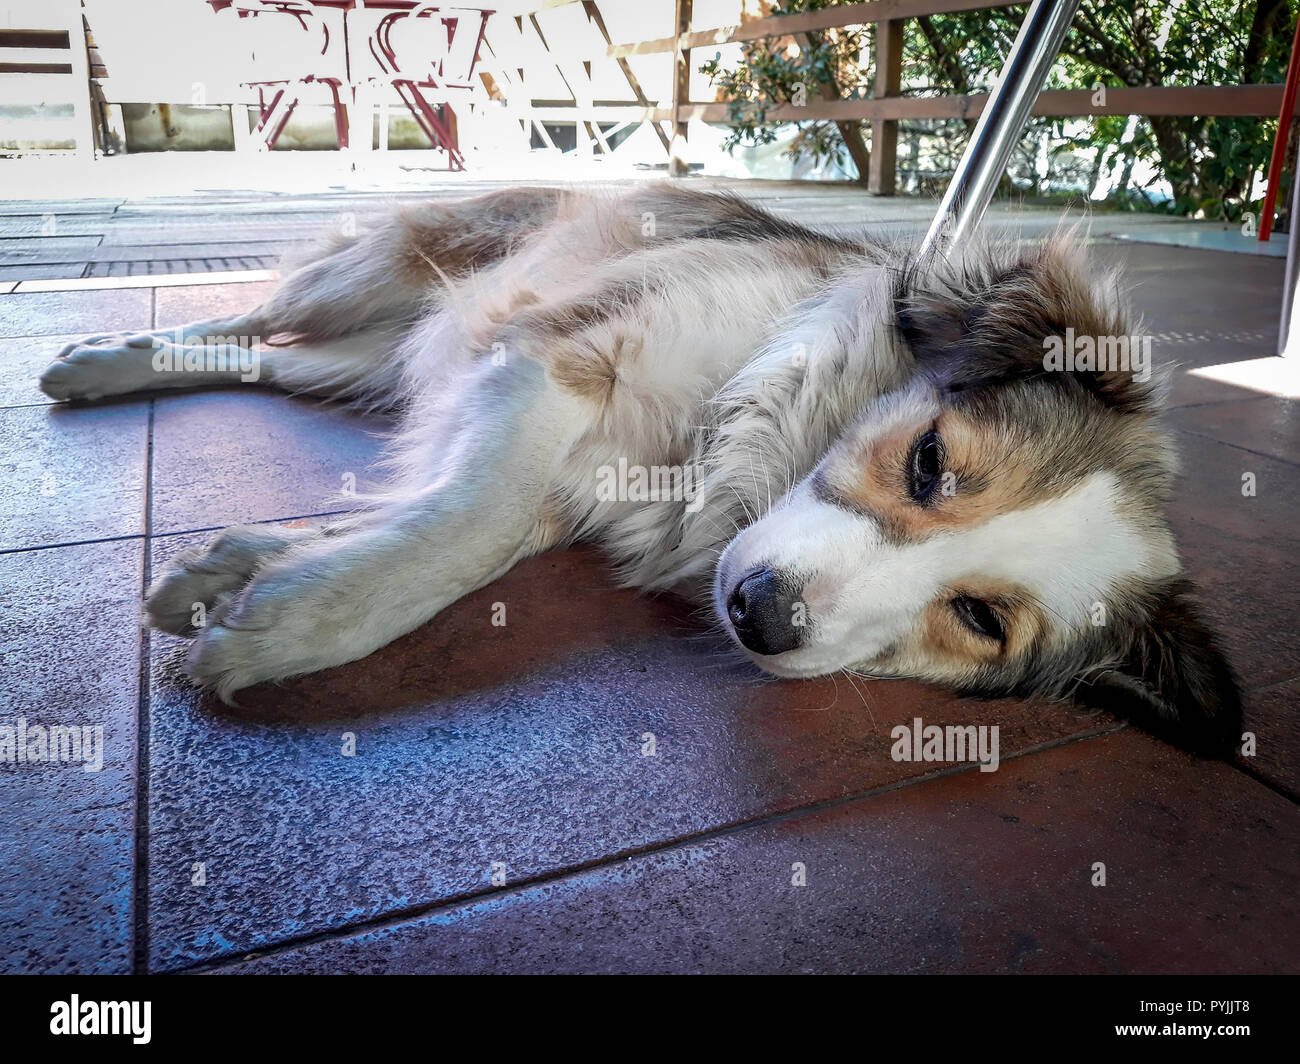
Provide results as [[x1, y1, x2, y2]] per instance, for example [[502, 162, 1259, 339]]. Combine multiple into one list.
[[39, 184, 1240, 753]]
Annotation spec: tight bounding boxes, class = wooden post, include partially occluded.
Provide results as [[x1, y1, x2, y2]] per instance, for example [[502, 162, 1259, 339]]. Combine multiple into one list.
[[868, 18, 902, 195], [669, 0, 692, 176], [69, 4, 96, 158]]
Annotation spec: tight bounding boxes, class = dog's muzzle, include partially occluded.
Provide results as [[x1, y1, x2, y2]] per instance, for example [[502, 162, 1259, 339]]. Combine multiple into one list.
[[725, 567, 804, 656]]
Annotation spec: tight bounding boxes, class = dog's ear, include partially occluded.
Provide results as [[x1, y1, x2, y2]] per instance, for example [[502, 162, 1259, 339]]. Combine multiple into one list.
[[898, 237, 1160, 414], [1073, 580, 1243, 756], [895, 291, 976, 364]]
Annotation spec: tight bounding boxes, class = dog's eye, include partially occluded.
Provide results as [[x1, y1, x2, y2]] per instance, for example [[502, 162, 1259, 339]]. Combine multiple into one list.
[[906, 430, 945, 503], [952, 596, 1005, 643]]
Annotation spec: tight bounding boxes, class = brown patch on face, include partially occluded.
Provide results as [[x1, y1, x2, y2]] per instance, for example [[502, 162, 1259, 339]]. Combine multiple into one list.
[[817, 404, 1060, 544], [919, 579, 1048, 668]]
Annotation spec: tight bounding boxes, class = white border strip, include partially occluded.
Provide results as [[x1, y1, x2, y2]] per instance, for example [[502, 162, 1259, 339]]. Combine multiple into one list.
[[12, 269, 278, 294]]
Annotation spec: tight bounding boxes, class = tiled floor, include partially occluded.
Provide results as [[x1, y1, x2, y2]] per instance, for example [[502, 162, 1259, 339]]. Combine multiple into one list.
[[2, 184, 1298, 974]]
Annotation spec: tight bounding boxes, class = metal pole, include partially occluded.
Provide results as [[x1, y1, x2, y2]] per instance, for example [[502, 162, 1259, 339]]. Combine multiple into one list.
[[919, 0, 1081, 259], [1279, 167, 1300, 356]]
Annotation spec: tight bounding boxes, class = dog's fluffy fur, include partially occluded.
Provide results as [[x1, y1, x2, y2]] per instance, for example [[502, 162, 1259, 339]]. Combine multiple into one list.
[[39, 184, 1241, 753]]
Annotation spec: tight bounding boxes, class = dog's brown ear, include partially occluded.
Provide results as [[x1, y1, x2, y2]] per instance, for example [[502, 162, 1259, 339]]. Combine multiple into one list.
[[1074, 580, 1242, 756], [895, 292, 974, 364], [897, 238, 1160, 414]]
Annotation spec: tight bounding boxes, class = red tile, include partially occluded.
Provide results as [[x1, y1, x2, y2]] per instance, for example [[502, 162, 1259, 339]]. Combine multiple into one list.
[[143, 533, 1129, 971], [1169, 396, 1300, 469], [219, 729, 1300, 974], [153, 282, 278, 330], [1239, 676, 1300, 799], [1167, 431, 1300, 689], [1096, 243, 1284, 342], [1168, 371, 1280, 409], [0, 333, 85, 407]]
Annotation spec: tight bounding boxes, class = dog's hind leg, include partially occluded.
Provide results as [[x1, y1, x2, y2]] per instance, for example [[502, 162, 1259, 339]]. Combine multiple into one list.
[[40, 187, 571, 403], [39, 323, 412, 406], [257, 186, 571, 344], [148, 355, 589, 699]]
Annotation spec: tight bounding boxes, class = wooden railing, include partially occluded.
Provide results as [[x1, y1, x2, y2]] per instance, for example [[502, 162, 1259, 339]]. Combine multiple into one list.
[[498, 0, 1286, 191]]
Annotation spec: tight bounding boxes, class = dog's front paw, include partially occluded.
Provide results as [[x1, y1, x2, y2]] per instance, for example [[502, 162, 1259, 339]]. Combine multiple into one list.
[[182, 563, 355, 702], [145, 525, 299, 635], [184, 584, 301, 702], [39, 334, 157, 401]]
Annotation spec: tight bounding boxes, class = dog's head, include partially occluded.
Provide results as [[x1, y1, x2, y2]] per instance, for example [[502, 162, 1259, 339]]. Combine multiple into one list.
[[714, 234, 1241, 755]]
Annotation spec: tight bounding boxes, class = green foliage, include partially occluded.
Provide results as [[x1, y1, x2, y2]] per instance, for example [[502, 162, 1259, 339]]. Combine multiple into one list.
[[701, 0, 1298, 219], [699, 0, 870, 171]]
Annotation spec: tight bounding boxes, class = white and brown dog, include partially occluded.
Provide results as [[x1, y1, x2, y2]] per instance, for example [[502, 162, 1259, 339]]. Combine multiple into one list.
[[39, 184, 1240, 753]]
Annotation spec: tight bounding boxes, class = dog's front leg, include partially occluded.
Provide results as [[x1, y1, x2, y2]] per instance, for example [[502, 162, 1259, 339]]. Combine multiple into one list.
[[181, 357, 588, 700]]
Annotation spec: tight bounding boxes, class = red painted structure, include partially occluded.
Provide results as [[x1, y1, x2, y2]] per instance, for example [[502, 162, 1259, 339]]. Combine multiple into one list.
[[205, 0, 492, 167], [1259, 15, 1300, 242]]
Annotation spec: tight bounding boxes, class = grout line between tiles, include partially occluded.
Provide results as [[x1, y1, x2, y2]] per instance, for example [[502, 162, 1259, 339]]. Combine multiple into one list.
[[0, 510, 352, 556], [1167, 395, 1289, 412], [146, 511, 353, 541], [1230, 759, 1300, 805], [0, 532, 144, 556], [1172, 427, 1300, 471], [132, 396, 156, 975]]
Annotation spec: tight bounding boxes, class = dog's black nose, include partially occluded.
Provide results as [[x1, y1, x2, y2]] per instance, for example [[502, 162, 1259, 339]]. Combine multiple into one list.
[[726, 567, 803, 656]]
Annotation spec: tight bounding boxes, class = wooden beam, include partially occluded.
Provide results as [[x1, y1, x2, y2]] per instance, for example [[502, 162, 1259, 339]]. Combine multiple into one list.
[[0, 60, 73, 74], [511, 84, 1281, 126], [0, 29, 71, 49], [868, 19, 903, 195], [1030, 84, 1286, 117], [529, 105, 670, 122], [606, 0, 998, 59], [669, 0, 692, 176], [680, 84, 1288, 123], [72, 8, 95, 158]]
